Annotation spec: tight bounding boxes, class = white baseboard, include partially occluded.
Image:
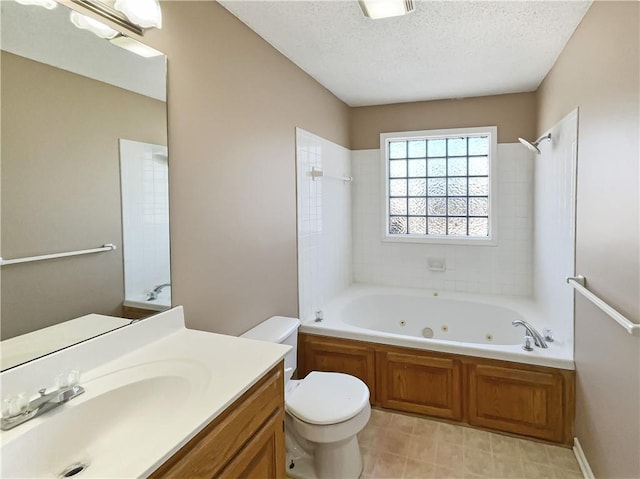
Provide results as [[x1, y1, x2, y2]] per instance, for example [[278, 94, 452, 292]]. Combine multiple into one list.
[[573, 437, 595, 479]]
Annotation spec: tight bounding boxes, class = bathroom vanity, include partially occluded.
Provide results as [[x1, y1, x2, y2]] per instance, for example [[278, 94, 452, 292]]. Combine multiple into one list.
[[150, 363, 285, 478], [0, 307, 289, 478]]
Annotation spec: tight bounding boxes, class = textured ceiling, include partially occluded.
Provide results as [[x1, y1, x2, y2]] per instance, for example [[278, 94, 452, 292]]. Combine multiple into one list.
[[218, 0, 592, 106]]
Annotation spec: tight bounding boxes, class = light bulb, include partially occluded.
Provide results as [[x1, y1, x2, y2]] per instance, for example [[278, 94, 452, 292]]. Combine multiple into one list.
[[15, 0, 57, 9], [70, 11, 119, 39], [114, 0, 162, 29]]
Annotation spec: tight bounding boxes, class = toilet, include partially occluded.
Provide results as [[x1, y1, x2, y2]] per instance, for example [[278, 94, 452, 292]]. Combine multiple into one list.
[[241, 316, 370, 479]]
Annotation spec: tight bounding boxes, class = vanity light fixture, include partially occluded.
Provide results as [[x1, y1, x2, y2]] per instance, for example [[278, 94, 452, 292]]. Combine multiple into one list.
[[358, 0, 415, 19], [109, 36, 163, 58], [113, 0, 162, 29], [68, 0, 163, 37], [14, 0, 57, 9], [69, 10, 119, 39]]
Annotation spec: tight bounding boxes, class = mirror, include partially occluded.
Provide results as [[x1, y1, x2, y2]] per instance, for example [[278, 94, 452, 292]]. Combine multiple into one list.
[[0, 0, 169, 370]]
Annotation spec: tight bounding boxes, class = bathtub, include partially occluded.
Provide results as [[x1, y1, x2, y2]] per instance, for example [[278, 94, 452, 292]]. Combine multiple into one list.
[[123, 287, 171, 312], [299, 284, 574, 370]]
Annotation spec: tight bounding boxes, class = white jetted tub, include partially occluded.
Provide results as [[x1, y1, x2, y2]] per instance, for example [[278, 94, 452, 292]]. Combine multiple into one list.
[[300, 285, 574, 370]]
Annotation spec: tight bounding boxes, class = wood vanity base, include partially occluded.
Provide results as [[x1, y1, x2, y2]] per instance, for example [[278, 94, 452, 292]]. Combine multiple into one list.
[[150, 362, 285, 478], [122, 306, 158, 320], [299, 334, 575, 445]]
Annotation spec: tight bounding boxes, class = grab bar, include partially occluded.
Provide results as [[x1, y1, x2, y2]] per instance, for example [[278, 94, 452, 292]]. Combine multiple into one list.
[[566, 275, 640, 336], [0, 244, 117, 266], [310, 167, 352, 183]]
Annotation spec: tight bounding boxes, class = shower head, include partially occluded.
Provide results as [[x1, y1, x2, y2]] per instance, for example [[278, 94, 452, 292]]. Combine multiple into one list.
[[518, 133, 552, 154]]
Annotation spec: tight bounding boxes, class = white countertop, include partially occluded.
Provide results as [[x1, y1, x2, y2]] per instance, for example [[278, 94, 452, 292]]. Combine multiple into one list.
[[1, 314, 132, 371], [0, 307, 290, 478]]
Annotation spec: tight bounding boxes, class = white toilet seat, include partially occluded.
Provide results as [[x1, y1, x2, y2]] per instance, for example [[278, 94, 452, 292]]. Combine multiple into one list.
[[286, 371, 370, 426]]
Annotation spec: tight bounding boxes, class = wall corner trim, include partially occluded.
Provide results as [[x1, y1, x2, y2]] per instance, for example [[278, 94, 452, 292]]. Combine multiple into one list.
[[573, 437, 595, 479]]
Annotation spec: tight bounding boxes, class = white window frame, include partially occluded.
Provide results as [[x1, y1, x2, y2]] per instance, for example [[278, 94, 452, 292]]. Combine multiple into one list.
[[380, 126, 498, 246]]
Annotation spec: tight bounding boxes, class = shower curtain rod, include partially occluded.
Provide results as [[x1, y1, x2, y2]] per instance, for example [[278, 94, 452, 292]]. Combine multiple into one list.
[[310, 167, 352, 183]]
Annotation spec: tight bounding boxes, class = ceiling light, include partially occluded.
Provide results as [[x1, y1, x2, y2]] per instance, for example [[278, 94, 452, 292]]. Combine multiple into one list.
[[69, 11, 119, 39], [14, 0, 57, 9], [109, 36, 164, 58], [114, 0, 162, 29], [358, 0, 415, 19]]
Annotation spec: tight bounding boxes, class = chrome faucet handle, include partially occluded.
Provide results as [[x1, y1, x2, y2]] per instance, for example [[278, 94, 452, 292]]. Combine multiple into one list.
[[522, 335, 534, 352], [543, 328, 554, 342]]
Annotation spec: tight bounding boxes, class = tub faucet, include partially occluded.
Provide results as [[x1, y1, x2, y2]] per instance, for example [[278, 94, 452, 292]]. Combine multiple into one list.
[[147, 283, 170, 301], [512, 320, 548, 348], [1, 379, 84, 431]]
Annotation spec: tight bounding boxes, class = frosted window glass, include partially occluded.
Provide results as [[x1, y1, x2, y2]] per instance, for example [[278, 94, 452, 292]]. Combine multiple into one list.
[[428, 197, 446, 215], [448, 157, 467, 176], [448, 137, 466, 156], [469, 197, 488, 216], [428, 217, 446, 235], [448, 217, 467, 235], [448, 178, 467, 196], [390, 216, 407, 234], [408, 178, 426, 196], [427, 139, 446, 157], [389, 141, 406, 159], [408, 198, 426, 215], [428, 178, 446, 196], [469, 156, 488, 176], [408, 217, 427, 234], [390, 160, 407, 178], [390, 198, 407, 215], [468, 136, 488, 155], [408, 159, 426, 177], [469, 218, 489, 236], [385, 130, 492, 240], [448, 198, 467, 216], [469, 177, 489, 196], [408, 140, 426, 158], [428, 158, 446, 177], [390, 179, 407, 196]]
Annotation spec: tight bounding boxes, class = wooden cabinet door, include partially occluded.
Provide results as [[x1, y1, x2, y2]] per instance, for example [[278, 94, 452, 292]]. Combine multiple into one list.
[[218, 410, 285, 479], [299, 334, 376, 403], [377, 349, 462, 420], [150, 364, 285, 478], [467, 364, 566, 442]]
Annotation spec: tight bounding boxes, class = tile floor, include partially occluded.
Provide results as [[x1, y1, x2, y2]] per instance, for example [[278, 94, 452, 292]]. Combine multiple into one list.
[[357, 408, 583, 479]]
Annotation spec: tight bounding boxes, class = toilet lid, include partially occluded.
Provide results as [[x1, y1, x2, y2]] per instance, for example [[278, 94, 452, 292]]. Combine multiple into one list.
[[286, 371, 370, 425]]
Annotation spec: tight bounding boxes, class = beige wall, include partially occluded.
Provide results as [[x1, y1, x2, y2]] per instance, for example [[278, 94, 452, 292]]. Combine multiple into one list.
[[537, 2, 639, 477], [350, 92, 537, 150], [142, 2, 350, 335], [1, 52, 167, 339]]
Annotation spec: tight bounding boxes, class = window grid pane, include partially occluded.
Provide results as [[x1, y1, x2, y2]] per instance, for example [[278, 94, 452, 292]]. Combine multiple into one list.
[[388, 135, 489, 238]]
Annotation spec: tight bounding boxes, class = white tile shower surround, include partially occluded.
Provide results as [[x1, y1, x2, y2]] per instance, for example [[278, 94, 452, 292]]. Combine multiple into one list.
[[119, 139, 170, 301], [533, 111, 578, 348], [296, 128, 352, 322], [352, 144, 534, 296]]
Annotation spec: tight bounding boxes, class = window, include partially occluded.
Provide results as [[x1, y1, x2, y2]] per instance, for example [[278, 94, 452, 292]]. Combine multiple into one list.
[[381, 126, 497, 244]]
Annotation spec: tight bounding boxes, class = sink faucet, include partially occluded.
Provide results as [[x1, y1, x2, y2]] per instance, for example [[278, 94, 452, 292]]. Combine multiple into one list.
[[1, 381, 84, 431], [512, 320, 548, 348], [147, 283, 170, 301]]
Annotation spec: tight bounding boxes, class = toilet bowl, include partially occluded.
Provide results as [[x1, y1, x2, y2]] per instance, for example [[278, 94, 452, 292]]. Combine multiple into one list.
[[241, 316, 370, 479]]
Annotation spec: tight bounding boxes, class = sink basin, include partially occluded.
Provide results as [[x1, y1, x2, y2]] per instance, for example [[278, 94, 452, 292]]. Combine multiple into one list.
[[0, 359, 210, 478]]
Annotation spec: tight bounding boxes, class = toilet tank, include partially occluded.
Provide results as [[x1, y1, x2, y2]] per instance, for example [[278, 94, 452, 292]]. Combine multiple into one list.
[[240, 316, 300, 381]]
